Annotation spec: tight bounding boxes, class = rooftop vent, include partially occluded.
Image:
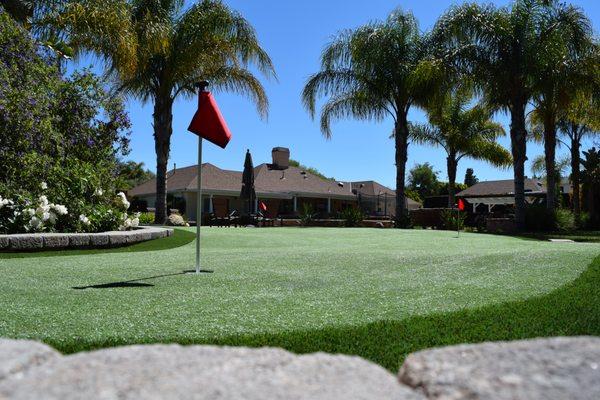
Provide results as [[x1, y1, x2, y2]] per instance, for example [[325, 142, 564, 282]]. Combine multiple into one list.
[[267, 147, 289, 171]]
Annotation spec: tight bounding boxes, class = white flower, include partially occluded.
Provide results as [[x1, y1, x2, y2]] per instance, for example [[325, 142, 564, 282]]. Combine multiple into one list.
[[29, 216, 42, 230], [41, 211, 51, 222], [47, 212, 57, 224], [38, 195, 48, 207], [0, 196, 10, 209], [24, 208, 35, 217], [131, 217, 139, 228], [41, 182, 47, 190], [51, 204, 68, 216], [117, 192, 130, 210], [94, 188, 103, 196], [79, 214, 91, 226]]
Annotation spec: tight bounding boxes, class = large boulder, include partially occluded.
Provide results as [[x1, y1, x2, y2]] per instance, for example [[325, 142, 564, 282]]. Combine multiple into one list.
[[0, 339, 60, 382], [399, 336, 600, 400], [0, 343, 422, 400]]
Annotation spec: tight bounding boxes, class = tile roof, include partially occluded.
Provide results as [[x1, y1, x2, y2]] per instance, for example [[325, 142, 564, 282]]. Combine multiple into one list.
[[457, 179, 546, 197], [351, 181, 421, 207], [128, 163, 355, 199]]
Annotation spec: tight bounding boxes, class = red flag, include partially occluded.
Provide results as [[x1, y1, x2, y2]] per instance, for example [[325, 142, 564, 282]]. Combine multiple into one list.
[[188, 91, 232, 148], [259, 201, 267, 212], [457, 198, 466, 211]]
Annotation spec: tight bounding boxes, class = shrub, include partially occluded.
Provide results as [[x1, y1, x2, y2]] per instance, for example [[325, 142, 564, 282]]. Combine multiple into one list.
[[138, 212, 155, 225], [554, 208, 576, 232], [440, 209, 466, 230], [341, 207, 364, 227], [299, 203, 316, 226], [166, 213, 189, 227], [0, 11, 131, 233], [525, 205, 554, 231]]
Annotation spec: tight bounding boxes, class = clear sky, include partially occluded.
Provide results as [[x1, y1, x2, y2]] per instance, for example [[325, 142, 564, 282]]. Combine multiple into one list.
[[72, 0, 599, 188]]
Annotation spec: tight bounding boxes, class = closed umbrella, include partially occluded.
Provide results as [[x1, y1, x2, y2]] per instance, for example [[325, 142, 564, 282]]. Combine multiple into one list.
[[240, 149, 256, 215]]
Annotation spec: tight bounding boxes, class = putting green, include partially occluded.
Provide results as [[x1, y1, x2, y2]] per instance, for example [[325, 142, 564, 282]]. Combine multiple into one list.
[[0, 228, 597, 351]]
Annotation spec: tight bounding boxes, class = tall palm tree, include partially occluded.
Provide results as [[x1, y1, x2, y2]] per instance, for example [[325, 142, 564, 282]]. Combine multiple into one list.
[[411, 90, 511, 207], [59, 0, 275, 223], [433, 0, 588, 230], [557, 94, 599, 218], [530, 2, 595, 214], [302, 9, 443, 225]]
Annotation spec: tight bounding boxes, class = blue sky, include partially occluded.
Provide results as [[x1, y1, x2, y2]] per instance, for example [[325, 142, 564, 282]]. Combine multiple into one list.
[[72, 0, 599, 188]]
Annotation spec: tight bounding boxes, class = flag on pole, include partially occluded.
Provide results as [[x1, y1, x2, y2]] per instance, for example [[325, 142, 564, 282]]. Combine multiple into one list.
[[188, 91, 232, 148], [187, 83, 231, 274], [259, 201, 267, 212]]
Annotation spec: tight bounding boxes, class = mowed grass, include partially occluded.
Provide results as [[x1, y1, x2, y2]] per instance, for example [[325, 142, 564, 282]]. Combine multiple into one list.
[[1, 227, 598, 371]]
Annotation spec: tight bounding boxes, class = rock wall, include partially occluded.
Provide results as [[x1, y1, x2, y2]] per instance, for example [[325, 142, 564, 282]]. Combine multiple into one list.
[[0, 336, 598, 399], [0, 227, 173, 251]]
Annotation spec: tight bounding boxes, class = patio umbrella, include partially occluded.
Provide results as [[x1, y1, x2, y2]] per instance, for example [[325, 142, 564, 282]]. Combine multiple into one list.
[[240, 149, 256, 215]]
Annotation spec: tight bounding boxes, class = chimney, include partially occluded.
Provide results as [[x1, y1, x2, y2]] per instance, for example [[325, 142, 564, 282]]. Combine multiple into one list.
[[269, 147, 290, 171]]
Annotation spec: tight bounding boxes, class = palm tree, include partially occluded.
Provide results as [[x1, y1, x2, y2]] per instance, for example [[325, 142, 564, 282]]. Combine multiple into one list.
[[433, 0, 589, 230], [411, 90, 511, 207], [59, 0, 275, 223], [557, 94, 600, 218], [302, 9, 443, 225], [529, 2, 595, 214]]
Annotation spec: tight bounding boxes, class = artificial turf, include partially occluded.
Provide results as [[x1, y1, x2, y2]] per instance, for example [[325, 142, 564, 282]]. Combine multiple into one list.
[[0, 227, 598, 371]]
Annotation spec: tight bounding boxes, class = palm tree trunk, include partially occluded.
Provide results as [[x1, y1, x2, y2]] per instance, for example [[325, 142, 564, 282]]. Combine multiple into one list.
[[571, 131, 581, 219], [543, 118, 557, 213], [510, 102, 528, 231], [394, 112, 409, 227], [447, 154, 457, 208], [153, 94, 174, 224]]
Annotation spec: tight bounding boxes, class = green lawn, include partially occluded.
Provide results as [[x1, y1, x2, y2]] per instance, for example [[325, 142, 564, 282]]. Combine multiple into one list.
[[1, 227, 598, 371]]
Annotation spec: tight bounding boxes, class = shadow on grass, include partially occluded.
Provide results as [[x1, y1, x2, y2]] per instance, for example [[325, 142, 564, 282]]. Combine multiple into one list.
[[71, 270, 199, 290], [51, 255, 600, 372], [0, 228, 196, 259]]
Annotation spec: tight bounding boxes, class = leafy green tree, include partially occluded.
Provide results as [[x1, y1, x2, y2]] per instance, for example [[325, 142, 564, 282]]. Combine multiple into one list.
[[116, 160, 155, 191], [433, 0, 590, 230], [59, 0, 275, 223], [302, 8, 443, 225], [529, 2, 596, 214], [411, 89, 511, 207], [464, 168, 478, 187], [288, 160, 334, 181], [0, 11, 132, 233], [407, 163, 441, 201]]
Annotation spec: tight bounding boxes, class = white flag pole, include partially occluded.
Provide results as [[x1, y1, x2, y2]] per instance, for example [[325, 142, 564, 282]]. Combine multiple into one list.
[[195, 136, 203, 274]]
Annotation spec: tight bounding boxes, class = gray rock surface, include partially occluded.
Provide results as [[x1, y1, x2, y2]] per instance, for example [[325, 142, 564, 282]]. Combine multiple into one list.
[[0, 236, 9, 249], [89, 233, 110, 247], [0, 339, 60, 382], [66, 233, 90, 247], [40, 233, 70, 248], [399, 336, 600, 400], [0, 344, 422, 400], [107, 231, 129, 245], [8, 234, 43, 250]]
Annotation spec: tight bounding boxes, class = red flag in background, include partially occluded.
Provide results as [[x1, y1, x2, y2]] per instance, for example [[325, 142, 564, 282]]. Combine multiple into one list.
[[457, 198, 466, 211], [188, 91, 232, 148], [259, 201, 267, 212]]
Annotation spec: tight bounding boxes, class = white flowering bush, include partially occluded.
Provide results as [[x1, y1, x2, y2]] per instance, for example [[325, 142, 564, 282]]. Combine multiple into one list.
[[0, 187, 140, 234], [166, 213, 189, 227]]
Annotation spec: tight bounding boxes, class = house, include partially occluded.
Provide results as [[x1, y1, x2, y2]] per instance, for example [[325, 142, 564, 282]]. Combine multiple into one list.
[[128, 162, 357, 220], [351, 181, 421, 216], [456, 178, 572, 214]]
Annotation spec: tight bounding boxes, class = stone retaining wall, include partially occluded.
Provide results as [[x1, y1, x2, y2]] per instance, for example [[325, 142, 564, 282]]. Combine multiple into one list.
[[0, 336, 597, 399], [0, 226, 173, 252]]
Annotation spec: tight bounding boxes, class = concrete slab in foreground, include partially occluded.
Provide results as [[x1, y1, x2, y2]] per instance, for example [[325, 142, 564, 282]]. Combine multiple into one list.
[[0, 337, 598, 399]]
